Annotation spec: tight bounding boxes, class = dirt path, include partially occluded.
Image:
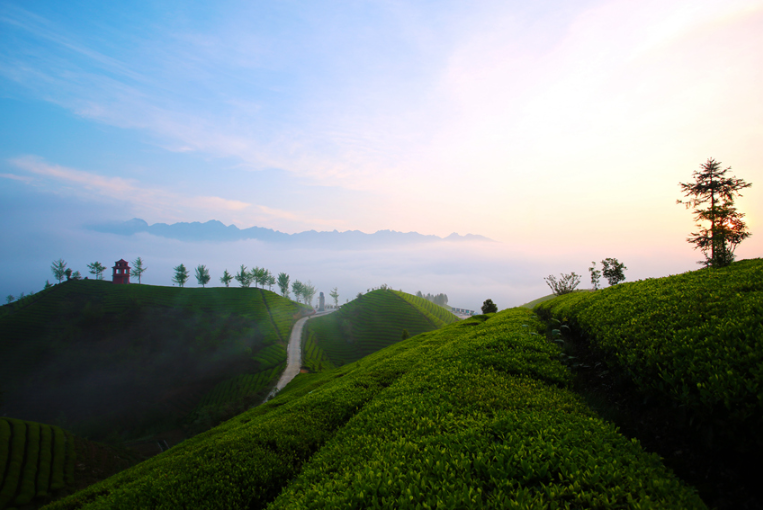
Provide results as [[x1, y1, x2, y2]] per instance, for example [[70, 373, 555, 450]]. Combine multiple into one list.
[[266, 309, 336, 400]]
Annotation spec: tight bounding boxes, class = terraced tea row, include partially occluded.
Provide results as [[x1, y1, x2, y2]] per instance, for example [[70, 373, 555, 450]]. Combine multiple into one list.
[[46, 308, 704, 509], [193, 365, 285, 411], [305, 289, 458, 367], [534, 258, 763, 452], [0, 418, 75, 510], [391, 290, 459, 327], [301, 333, 334, 373]]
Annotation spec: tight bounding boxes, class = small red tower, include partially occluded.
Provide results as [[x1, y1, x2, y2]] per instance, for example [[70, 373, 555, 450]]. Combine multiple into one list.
[[112, 259, 131, 284]]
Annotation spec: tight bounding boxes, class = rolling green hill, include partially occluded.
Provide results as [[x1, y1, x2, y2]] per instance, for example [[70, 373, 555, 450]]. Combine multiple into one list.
[[534, 258, 763, 454], [0, 280, 308, 441], [302, 289, 458, 368], [43, 307, 705, 509]]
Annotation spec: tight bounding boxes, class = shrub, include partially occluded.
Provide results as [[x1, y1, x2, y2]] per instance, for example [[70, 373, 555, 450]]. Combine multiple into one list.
[[544, 272, 581, 296]]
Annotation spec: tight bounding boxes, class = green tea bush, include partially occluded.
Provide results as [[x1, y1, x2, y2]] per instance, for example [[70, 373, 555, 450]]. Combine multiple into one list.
[[47, 309, 704, 509], [535, 258, 763, 450], [0, 418, 74, 509], [302, 333, 334, 372], [305, 290, 455, 367], [268, 309, 703, 509]]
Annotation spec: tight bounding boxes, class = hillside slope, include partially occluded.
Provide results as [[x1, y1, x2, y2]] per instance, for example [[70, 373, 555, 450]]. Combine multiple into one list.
[[45, 308, 704, 509], [534, 258, 763, 454], [0, 280, 308, 441], [303, 289, 458, 368]]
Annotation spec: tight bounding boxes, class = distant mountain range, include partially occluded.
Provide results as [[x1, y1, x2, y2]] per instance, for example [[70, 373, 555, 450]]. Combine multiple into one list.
[[91, 218, 494, 248]]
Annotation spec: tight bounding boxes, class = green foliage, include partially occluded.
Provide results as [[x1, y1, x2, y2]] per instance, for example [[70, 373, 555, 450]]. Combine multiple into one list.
[[220, 269, 233, 287], [601, 258, 627, 286], [195, 264, 211, 287], [277, 273, 290, 298], [678, 158, 752, 268], [535, 258, 763, 450], [481, 299, 498, 314], [0, 418, 75, 509], [131, 257, 147, 284], [329, 287, 339, 307], [305, 290, 458, 367], [250, 266, 268, 288], [51, 259, 67, 284], [86, 261, 106, 281], [302, 333, 334, 373], [544, 272, 581, 296], [589, 261, 602, 290], [172, 263, 189, 287], [392, 291, 458, 327], [292, 280, 316, 305], [48, 308, 704, 509], [0, 281, 304, 441], [235, 265, 253, 288], [253, 344, 287, 371]]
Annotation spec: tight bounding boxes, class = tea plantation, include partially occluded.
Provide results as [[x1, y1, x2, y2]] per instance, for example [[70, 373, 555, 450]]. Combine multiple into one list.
[[43, 308, 705, 509], [303, 289, 458, 367], [0, 280, 308, 441], [534, 258, 763, 453], [0, 418, 75, 510]]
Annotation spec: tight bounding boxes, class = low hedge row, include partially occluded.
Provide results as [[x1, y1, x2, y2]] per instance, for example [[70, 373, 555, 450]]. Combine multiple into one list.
[[391, 290, 459, 327], [534, 258, 763, 450], [302, 333, 335, 372], [0, 418, 75, 509], [268, 309, 703, 509], [252, 344, 287, 371]]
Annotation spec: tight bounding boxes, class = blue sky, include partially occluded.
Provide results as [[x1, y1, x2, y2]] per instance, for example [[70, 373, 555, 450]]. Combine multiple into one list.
[[1, 0, 761, 307]]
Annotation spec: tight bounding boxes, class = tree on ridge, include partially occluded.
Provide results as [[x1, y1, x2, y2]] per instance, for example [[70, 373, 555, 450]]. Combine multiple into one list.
[[678, 158, 752, 268], [601, 258, 627, 286], [277, 272, 290, 298], [195, 264, 211, 287], [87, 261, 106, 280], [51, 259, 67, 283], [132, 257, 147, 284], [172, 264, 189, 287]]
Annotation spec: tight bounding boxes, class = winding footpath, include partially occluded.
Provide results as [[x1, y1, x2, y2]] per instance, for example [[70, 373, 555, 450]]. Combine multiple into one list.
[[266, 310, 336, 400]]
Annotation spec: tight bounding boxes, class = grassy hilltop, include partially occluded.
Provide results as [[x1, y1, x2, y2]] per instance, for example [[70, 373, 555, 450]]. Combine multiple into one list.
[[0, 279, 309, 442], [302, 289, 458, 369]]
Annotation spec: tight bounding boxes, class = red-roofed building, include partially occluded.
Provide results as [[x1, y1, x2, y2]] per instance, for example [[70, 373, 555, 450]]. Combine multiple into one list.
[[112, 259, 131, 284]]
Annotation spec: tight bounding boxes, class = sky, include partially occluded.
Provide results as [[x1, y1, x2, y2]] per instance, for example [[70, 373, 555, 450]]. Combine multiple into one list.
[[1, 0, 761, 309]]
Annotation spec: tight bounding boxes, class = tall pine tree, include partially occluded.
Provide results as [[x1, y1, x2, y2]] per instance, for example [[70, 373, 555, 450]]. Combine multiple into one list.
[[679, 158, 752, 268]]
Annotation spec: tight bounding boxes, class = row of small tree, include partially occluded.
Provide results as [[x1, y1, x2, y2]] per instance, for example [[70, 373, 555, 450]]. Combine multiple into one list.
[[169, 263, 330, 307], [415, 291, 449, 306]]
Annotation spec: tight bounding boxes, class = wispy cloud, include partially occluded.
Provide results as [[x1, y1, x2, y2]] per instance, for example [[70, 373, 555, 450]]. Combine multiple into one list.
[[10, 155, 252, 218], [0, 172, 34, 183], [7, 155, 346, 231]]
